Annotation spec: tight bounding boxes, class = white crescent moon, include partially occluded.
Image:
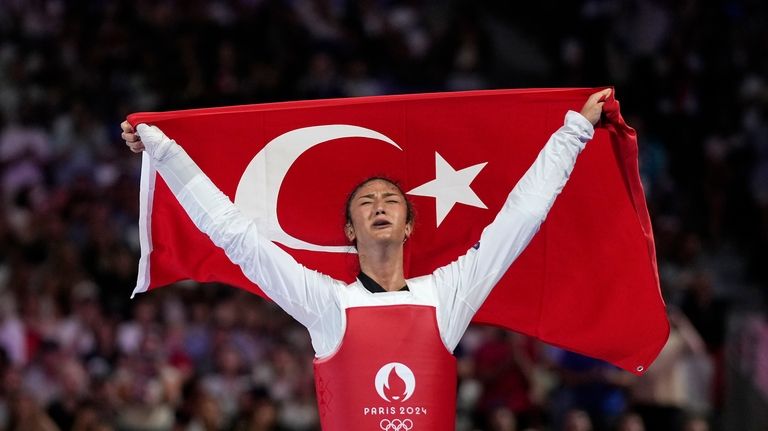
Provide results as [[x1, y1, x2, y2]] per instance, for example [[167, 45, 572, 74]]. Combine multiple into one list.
[[234, 125, 402, 253]]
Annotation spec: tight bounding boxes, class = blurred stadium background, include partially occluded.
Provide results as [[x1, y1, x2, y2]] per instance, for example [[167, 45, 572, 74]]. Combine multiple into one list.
[[0, 1, 767, 430]]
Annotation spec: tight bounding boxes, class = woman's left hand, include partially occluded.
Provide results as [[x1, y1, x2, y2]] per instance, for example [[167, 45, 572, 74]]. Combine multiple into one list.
[[579, 88, 612, 126]]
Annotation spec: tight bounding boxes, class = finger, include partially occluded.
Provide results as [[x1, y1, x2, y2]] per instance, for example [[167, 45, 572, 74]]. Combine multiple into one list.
[[596, 88, 612, 102], [121, 131, 142, 143], [121, 120, 134, 133], [126, 141, 145, 152]]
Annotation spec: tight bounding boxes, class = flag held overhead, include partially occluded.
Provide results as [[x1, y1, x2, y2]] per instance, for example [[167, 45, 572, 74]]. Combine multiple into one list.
[[128, 88, 668, 375]]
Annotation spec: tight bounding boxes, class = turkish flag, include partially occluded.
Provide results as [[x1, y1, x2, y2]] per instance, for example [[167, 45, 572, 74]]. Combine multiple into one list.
[[128, 88, 668, 375]]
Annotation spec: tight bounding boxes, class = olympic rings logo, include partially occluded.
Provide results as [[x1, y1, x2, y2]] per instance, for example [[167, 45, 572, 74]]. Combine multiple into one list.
[[379, 418, 414, 430]]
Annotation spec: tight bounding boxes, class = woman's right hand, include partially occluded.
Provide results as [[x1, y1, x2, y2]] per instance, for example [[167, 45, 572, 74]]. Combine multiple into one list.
[[121, 120, 145, 153]]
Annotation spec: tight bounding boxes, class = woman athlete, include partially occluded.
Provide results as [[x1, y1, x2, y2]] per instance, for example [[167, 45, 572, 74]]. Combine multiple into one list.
[[121, 88, 611, 430]]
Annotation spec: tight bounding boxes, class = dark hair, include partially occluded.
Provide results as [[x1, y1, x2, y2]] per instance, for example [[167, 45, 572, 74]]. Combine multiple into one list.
[[344, 176, 415, 228]]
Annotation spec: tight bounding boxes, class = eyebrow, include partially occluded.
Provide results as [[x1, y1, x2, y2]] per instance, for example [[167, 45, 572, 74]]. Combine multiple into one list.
[[357, 192, 401, 200]]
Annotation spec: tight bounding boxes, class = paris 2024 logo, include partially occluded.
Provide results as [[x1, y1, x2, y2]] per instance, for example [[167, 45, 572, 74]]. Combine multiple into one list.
[[363, 362, 428, 421]]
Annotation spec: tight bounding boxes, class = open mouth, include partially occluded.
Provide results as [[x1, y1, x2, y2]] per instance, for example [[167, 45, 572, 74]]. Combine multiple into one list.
[[372, 219, 392, 228]]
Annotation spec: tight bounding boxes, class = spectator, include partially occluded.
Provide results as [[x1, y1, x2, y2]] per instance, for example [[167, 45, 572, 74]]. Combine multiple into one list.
[[550, 350, 633, 431], [202, 343, 251, 424], [629, 308, 711, 430], [563, 408, 593, 431], [615, 412, 645, 431], [473, 329, 545, 429], [683, 415, 710, 431], [6, 391, 59, 431]]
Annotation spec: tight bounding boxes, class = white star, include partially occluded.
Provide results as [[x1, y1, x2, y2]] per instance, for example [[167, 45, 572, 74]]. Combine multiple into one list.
[[407, 152, 488, 227]]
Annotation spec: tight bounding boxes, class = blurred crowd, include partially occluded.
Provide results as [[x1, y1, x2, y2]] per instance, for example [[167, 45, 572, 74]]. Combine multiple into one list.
[[0, 0, 767, 430]]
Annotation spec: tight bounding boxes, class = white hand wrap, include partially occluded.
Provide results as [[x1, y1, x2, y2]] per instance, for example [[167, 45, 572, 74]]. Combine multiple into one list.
[[136, 123, 198, 194], [136, 124, 177, 162]]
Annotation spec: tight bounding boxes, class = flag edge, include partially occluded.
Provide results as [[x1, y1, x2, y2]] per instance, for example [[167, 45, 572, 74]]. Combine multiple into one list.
[[126, 88, 597, 125], [132, 153, 157, 298]]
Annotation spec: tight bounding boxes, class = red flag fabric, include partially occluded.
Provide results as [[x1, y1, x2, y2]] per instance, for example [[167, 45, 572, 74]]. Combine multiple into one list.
[[128, 88, 668, 375]]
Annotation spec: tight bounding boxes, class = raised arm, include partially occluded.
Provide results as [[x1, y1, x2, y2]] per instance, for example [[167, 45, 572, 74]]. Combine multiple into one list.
[[433, 89, 611, 350], [122, 122, 343, 354]]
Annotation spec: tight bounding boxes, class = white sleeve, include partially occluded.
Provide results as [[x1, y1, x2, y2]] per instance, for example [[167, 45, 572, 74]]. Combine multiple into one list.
[[140, 126, 343, 355], [433, 110, 595, 350]]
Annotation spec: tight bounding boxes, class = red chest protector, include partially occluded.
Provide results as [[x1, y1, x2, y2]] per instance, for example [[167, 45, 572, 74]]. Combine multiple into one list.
[[313, 305, 457, 430]]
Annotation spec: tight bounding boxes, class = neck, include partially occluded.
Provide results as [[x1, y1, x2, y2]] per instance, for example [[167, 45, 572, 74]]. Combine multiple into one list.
[[357, 244, 406, 292]]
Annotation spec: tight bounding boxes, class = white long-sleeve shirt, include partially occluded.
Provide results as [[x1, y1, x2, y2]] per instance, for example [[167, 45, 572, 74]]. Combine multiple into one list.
[[140, 111, 594, 359]]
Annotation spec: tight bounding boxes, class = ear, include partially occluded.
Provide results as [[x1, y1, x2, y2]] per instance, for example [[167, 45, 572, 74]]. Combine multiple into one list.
[[404, 222, 413, 239], [345, 223, 355, 242]]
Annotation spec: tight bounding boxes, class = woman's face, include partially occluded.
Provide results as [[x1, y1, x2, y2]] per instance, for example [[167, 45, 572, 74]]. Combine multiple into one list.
[[346, 180, 412, 249]]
